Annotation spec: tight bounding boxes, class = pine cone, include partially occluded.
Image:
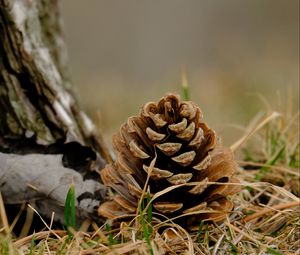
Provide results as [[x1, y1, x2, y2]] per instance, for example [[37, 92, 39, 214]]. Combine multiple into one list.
[[98, 94, 240, 228]]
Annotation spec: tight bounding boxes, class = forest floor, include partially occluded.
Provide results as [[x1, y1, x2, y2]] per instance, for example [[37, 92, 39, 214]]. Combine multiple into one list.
[[0, 100, 299, 255]]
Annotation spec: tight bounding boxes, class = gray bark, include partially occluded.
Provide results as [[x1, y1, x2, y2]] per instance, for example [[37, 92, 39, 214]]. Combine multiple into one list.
[[0, 0, 110, 159], [0, 0, 110, 224]]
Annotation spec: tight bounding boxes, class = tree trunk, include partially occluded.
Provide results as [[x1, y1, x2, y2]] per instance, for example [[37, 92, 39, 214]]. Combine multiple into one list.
[[0, 0, 109, 226]]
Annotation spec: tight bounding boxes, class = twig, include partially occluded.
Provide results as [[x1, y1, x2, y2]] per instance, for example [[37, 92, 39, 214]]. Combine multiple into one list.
[[14, 230, 66, 247], [242, 200, 300, 223]]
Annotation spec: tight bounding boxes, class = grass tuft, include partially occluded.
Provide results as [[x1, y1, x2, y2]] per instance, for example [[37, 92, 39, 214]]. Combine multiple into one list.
[[0, 96, 299, 254]]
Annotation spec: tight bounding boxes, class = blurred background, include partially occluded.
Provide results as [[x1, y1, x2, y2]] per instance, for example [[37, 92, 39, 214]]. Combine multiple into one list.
[[61, 0, 299, 146]]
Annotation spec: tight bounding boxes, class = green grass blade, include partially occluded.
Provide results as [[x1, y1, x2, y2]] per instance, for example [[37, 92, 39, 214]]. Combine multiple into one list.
[[105, 223, 114, 246], [266, 247, 283, 255], [196, 221, 204, 243], [256, 145, 286, 180], [146, 192, 152, 235], [139, 196, 153, 255], [69, 185, 76, 228], [64, 183, 76, 237], [28, 234, 35, 255], [64, 189, 71, 227], [181, 68, 190, 101], [289, 143, 300, 167], [224, 238, 238, 255]]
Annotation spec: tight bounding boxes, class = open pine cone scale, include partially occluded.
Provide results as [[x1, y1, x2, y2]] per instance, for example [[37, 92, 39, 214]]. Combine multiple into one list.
[[99, 94, 240, 228]]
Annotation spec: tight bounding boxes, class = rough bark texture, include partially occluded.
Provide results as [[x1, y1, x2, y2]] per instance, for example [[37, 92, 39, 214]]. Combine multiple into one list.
[[0, 0, 110, 225], [0, 0, 109, 162]]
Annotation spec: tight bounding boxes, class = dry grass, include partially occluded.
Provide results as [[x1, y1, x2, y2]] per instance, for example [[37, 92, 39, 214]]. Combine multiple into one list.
[[0, 101, 299, 255]]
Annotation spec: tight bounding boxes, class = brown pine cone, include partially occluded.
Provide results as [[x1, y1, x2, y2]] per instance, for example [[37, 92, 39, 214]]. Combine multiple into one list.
[[98, 94, 240, 228]]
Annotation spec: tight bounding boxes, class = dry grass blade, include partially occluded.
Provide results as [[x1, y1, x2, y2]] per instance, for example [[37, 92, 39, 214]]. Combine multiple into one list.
[[231, 111, 280, 151], [0, 192, 9, 235], [225, 222, 265, 248], [241, 180, 299, 201], [212, 233, 225, 255], [27, 204, 62, 240], [8, 203, 26, 233], [13, 230, 66, 247], [237, 160, 300, 176], [145, 183, 186, 212], [19, 204, 34, 238], [138, 154, 157, 215]]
